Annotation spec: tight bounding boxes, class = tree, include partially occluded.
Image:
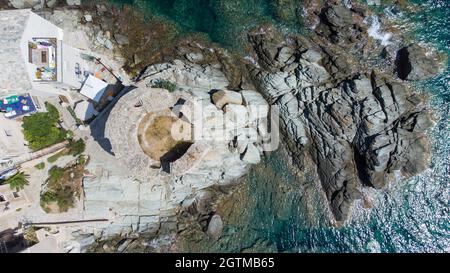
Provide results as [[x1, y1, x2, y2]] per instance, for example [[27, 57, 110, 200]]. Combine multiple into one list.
[[67, 139, 86, 156], [5, 172, 30, 191], [45, 102, 60, 121], [22, 102, 66, 151], [47, 166, 64, 191], [55, 186, 75, 212]]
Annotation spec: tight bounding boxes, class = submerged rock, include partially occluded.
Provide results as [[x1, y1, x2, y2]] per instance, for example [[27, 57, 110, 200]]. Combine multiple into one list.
[[206, 214, 223, 240]]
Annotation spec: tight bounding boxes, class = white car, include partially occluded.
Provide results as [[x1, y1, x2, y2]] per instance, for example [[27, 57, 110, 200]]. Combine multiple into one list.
[[4, 111, 16, 118]]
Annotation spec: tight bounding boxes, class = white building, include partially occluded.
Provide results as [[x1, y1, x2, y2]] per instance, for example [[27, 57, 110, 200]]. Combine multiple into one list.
[[0, 184, 29, 218], [0, 9, 91, 96], [0, 9, 112, 122], [80, 75, 108, 103]]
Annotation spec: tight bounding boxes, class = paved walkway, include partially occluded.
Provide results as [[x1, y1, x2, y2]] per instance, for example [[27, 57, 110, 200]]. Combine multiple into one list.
[[12, 141, 69, 166], [0, 115, 29, 158]]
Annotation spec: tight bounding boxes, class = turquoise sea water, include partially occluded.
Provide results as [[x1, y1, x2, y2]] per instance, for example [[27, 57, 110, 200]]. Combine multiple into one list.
[[105, 0, 302, 49], [104, 0, 449, 252]]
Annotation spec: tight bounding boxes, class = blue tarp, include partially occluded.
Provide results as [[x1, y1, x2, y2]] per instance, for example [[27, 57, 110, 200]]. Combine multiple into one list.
[[0, 94, 37, 119]]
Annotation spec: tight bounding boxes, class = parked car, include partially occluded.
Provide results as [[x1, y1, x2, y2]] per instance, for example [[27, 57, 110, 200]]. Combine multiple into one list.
[[4, 111, 16, 118], [0, 168, 18, 181]]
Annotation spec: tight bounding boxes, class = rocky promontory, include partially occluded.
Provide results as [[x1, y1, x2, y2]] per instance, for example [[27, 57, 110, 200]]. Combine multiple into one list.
[[0, 0, 444, 252], [244, 1, 443, 221]]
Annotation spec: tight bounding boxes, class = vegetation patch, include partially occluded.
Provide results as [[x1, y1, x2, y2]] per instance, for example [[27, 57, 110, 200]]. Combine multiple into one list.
[[23, 226, 39, 247], [47, 139, 86, 163], [35, 162, 45, 170], [47, 150, 67, 163], [40, 155, 88, 213], [67, 139, 86, 156], [89, 4, 180, 77], [151, 79, 178, 92], [2, 172, 30, 191], [22, 102, 67, 151], [67, 106, 83, 126]]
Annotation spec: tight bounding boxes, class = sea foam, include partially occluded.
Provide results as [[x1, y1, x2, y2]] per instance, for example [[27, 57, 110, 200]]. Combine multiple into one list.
[[365, 16, 393, 46]]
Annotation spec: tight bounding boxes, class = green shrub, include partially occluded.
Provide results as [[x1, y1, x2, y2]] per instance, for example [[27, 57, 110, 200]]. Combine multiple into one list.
[[54, 186, 75, 212], [45, 102, 60, 121], [35, 162, 45, 170], [41, 191, 57, 204], [67, 139, 86, 156], [40, 191, 57, 213], [66, 130, 74, 140], [66, 107, 83, 125], [22, 102, 66, 151], [40, 187, 75, 213], [23, 226, 39, 246], [47, 166, 64, 191], [152, 79, 177, 92], [78, 155, 88, 166]]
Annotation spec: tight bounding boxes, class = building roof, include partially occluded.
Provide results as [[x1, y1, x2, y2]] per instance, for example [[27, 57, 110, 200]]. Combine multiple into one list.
[[80, 75, 108, 103], [74, 100, 97, 121], [0, 9, 32, 96]]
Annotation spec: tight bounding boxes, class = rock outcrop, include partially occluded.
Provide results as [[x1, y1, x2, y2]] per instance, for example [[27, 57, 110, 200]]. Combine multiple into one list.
[[76, 59, 271, 245], [8, 0, 44, 9], [6, 0, 80, 9], [395, 44, 444, 81], [245, 2, 437, 221]]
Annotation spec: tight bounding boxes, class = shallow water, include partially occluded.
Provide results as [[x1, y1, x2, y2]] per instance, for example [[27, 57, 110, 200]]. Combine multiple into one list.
[[105, 0, 303, 50], [105, 0, 449, 252]]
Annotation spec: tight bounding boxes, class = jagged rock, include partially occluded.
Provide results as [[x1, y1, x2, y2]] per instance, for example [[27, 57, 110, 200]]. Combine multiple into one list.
[[212, 90, 243, 109], [46, 0, 58, 8], [247, 8, 436, 221], [114, 34, 129, 46], [367, 0, 381, 5], [77, 59, 269, 240], [224, 104, 249, 128], [234, 128, 259, 154], [241, 143, 261, 164], [139, 61, 229, 90], [276, 46, 295, 65], [185, 52, 204, 63], [395, 44, 444, 81], [236, 135, 250, 154], [9, 0, 43, 9], [206, 214, 223, 240], [96, 4, 108, 14], [83, 14, 93, 22], [323, 5, 353, 28], [104, 39, 114, 50], [66, 0, 81, 6], [302, 49, 322, 63], [241, 90, 270, 122], [117, 239, 133, 253]]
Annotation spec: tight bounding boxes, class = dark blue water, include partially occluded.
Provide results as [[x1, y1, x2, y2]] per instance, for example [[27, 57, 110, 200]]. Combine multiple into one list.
[[105, 0, 449, 252]]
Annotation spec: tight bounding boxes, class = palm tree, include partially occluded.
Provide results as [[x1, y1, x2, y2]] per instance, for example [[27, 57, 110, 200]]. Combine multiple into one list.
[[6, 172, 30, 191]]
